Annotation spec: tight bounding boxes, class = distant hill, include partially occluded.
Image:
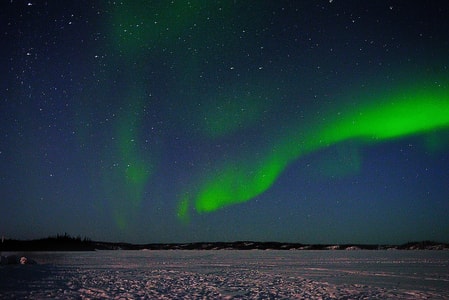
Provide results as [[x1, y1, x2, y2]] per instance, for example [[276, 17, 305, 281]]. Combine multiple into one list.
[[1, 235, 448, 251]]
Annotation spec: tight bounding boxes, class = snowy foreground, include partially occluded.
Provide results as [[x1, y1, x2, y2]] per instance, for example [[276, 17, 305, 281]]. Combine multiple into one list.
[[1, 250, 448, 299]]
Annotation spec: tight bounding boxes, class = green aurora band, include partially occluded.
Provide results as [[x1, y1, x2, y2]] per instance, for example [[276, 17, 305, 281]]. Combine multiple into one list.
[[184, 83, 449, 216], [104, 86, 154, 230]]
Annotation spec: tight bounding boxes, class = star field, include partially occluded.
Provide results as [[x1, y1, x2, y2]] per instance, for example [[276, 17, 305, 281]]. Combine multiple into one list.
[[1, 0, 448, 244]]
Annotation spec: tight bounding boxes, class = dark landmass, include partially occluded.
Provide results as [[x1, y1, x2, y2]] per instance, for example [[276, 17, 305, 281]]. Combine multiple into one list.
[[1, 234, 448, 251], [0, 234, 94, 251]]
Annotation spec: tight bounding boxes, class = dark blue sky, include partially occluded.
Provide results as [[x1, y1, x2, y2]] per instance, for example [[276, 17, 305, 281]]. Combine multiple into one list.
[[1, 0, 448, 244]]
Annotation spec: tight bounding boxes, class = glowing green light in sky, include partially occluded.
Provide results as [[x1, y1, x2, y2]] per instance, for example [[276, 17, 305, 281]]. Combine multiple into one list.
[[110, 1, 232, 57], [195, 81, 278, 138], [195, 153, 287, 213], [107, 90, 153, 229], [321, 88, 449, 144], [181, 83, 449, 216], [118, 105, 152, 196], [177, 194, 190, 223], [200, 92, 270, 138]]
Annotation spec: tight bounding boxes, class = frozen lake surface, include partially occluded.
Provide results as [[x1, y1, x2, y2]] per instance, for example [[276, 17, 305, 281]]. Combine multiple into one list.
[[1, 250, 448, 299]]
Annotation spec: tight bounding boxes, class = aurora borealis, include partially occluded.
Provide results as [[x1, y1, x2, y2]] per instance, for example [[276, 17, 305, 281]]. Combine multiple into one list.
[[190, 87, 449, 214], [1, 1, 448, 244]]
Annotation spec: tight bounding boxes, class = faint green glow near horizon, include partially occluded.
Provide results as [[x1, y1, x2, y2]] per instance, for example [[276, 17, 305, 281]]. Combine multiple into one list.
[[177, 194, 190, 223], [180, 83, 449, 216], [110, 96, 153, 229], [117, 107, 152, 199]]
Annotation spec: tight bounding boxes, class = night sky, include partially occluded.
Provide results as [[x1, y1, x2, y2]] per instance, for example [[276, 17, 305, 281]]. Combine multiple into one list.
[[1, 0, 449, 244]]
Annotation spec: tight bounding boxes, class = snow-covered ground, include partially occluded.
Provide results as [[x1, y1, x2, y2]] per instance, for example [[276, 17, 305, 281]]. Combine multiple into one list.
[[1, 250, 448, 299]]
